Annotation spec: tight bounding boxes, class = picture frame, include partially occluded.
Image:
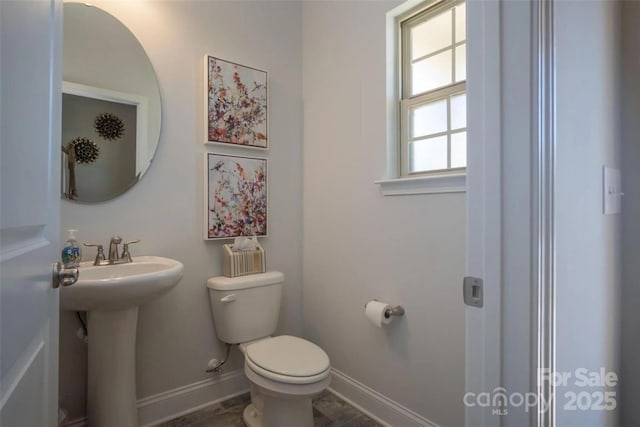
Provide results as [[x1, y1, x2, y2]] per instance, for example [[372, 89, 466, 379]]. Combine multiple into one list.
[[204, 55, 268, 149], [204, 153, 268, 240]]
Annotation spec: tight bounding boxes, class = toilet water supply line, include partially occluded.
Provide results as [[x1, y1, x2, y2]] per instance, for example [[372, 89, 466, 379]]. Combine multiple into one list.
[[76, 311, 88, 343], [206, 343, 232, 373]]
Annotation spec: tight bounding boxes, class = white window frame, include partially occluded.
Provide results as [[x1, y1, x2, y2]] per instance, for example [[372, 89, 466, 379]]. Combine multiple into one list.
[[401, 0, 466, 176], [377, 0, 467, 196]]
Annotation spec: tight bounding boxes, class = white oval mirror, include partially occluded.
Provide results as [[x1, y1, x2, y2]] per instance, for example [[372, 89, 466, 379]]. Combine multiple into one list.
[[62, 3, 161, 203]]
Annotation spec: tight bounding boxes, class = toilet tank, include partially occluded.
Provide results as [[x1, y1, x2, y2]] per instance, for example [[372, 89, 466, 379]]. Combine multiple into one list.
[[207, 271, 284, 344]]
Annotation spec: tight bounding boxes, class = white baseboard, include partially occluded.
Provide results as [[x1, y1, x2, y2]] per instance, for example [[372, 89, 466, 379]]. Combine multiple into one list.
[[65, 369, 249, 427], [138, 369, 249, 426], [328, 368, 440, 427], [66, 367, 437, 427]]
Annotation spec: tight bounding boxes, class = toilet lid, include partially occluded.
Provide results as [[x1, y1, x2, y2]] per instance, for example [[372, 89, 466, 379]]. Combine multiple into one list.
[[246, 335, 330, 378]]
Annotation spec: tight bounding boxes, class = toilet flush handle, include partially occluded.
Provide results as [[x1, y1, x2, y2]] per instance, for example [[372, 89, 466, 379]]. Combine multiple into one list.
[[220, 294, 236, 303]]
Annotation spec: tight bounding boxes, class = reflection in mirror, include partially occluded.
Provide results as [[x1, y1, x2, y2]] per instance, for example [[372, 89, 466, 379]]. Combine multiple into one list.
[[62, 3, 161, 203]]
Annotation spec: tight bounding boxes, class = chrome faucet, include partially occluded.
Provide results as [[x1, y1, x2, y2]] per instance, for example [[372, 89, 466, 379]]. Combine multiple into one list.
[[108, 236, 122, 262], [120, 240, 140, 263], [83, 243, 106, 265], [84, 237, 140, 266]]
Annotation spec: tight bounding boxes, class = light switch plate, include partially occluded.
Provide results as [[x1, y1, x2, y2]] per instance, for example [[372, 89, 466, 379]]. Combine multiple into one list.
[[603, 167, 622, 215]]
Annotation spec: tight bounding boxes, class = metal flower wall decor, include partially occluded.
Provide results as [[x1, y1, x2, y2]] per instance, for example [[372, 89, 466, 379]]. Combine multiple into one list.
[[94, 112, 125, 141], [69, 137, 100, 164]]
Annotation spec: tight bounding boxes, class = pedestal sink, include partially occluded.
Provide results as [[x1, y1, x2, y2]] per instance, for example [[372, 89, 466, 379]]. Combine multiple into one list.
[[60, 256, 184, 427]]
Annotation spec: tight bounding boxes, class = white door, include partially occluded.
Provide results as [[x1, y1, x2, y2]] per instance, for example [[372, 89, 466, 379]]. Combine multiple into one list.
[[0, 0, 63, 426]]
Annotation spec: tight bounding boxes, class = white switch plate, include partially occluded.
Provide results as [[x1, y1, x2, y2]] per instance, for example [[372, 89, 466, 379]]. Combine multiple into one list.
[[603, 167, 622, 215]]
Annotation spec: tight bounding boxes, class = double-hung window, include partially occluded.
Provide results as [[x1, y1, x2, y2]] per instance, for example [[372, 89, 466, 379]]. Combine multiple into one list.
[[400, 0, 467, 176]]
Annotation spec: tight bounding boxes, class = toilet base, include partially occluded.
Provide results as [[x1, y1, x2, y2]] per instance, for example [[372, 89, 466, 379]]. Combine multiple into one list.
[[243, 404, 261, 427], [242, 397, 314, 427], [243, 365, 330, 427]]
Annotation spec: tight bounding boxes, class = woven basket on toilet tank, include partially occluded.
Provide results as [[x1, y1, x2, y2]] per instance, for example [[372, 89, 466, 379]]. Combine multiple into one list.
[[222, 244, 266, 278]]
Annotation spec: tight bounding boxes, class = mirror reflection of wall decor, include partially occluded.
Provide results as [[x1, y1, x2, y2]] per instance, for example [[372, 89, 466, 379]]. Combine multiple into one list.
[[205, 55, 268, 149], [94, 113, 125, 140], [62, 136, 100, 200], [205, 153, 268, 240], [61, 83, 144, 203], [68, 137, 100, 164], [62, 2, 162, 203]]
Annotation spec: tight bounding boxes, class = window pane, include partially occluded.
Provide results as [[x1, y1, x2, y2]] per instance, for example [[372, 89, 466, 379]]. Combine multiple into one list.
[[412, 50, 452, 95], [455, 44, 466, 82], [455, 3, 466, 42], [450, 93, 466, 130], [411, 10, 452, 60], [411, 99, 447, 138], [410, 136, 448, 173], [451, 132, 467, 168]]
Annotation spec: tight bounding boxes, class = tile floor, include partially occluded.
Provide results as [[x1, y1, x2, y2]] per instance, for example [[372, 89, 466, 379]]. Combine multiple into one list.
[[157, 390, 382, 427]]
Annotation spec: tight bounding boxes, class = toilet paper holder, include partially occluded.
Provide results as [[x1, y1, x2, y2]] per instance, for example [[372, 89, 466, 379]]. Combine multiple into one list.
[[365, 300, 405, 318], [384, 305, 405, 318]]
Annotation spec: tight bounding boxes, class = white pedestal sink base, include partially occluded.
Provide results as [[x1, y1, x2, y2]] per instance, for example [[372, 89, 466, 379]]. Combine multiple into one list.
[[60, 256, 184, 426], [87, 307, 139, 427]]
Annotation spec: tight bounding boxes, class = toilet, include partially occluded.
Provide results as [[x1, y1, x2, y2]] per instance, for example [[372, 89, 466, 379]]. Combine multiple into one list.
[[207, 271, 331, 427]]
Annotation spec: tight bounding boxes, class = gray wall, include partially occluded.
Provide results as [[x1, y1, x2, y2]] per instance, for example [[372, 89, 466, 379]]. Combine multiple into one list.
[[59, 1, 303, 420], [555, 1, 621, 426], [621, 1, 640, 425], [302, 2, 465, 426]]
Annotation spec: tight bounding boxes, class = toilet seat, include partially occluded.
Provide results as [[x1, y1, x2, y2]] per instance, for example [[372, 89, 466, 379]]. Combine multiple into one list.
[[246, 335, 330, 385]]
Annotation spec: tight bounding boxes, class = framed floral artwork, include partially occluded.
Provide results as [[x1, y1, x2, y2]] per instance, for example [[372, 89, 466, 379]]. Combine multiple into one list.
[[204, 55, 268, 149], [204, 153, 267, 240]]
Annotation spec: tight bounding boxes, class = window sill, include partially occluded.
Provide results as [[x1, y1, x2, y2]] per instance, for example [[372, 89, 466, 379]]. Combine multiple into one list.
[[375, 173, 466, 196]]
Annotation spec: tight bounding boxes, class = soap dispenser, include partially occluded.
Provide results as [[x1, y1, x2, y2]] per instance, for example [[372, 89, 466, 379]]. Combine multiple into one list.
[[61, 229, 82, 268]]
